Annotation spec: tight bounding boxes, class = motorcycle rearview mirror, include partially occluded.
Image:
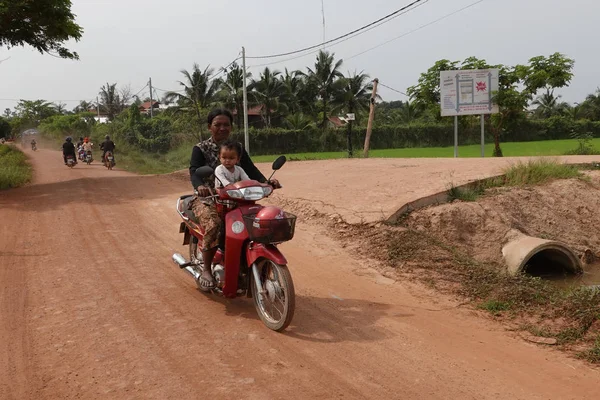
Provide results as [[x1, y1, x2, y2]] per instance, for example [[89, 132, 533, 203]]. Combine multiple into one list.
[[267, 155, 286, 181], [272, 155, 286, 171], [195, 166, 214, 181]]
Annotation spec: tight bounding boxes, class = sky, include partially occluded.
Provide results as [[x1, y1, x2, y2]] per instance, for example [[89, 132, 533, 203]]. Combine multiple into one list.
[[1, 0, 598, 113]]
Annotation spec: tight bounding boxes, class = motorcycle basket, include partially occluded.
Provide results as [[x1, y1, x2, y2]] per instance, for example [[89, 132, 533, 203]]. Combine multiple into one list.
[[242, 212, 297, 244]]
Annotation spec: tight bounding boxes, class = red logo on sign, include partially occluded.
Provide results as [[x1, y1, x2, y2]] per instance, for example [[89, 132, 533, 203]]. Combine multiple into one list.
[[476, 81, 487, 92]]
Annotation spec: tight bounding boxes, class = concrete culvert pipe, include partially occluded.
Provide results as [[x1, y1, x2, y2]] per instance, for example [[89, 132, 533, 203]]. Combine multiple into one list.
[[502, 235, 583, 277]]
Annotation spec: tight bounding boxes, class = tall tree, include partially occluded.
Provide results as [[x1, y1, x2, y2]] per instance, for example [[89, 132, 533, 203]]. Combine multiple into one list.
[[580, 89, 600, 121], [250, 67, 285, 128], [73, 100, 93, 114], [280, 69, 304, 115], [532, 89, 568, 118], [54, 102, 68, 115], [99, 83, 122, 121], [14, 100, 56, 124], [165, 63, 221, 135], [0, 0, 83, 59], [305, 50, 344, 128], [332, 71, 374, 156], [217, 62, 249, 129]]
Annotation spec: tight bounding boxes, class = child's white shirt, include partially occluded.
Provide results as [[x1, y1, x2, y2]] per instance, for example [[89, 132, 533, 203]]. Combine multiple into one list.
[[215, 165, 250, 187]]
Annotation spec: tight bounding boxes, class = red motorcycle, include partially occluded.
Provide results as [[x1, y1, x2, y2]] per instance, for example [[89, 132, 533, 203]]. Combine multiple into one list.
[[172, 156, 297, 331]]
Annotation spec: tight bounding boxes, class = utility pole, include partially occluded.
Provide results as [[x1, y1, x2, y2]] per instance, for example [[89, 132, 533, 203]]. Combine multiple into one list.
[[96, 96, 100, 119], [363, 78, 378, 158], [242, 47, 250, 155], [149, 77, 153, 118]]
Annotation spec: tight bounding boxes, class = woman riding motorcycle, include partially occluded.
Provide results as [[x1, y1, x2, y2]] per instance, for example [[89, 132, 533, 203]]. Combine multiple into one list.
[[188, 108, 279, 289]]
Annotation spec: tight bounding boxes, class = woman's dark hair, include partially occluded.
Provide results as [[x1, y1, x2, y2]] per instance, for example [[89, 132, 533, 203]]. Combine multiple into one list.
[[219, 138, 243, 157], [207, 108, 233, 125]]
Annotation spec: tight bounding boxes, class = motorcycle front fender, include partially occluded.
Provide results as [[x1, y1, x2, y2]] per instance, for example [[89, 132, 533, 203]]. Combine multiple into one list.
[[246, 243, 287, 266]]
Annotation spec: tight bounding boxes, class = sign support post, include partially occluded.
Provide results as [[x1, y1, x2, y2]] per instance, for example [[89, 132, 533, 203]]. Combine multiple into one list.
[[454, 116, 458, 158], [480, 114, 485, 157]]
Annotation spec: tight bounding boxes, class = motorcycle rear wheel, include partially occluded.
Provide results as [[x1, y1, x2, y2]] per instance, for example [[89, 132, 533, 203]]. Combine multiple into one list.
[[252, 259, 295, 332]]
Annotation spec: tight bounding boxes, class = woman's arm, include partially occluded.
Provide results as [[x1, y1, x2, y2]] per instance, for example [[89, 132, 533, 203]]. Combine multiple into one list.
[[239, 149, 266, 183], [189, 146, 208, 189]]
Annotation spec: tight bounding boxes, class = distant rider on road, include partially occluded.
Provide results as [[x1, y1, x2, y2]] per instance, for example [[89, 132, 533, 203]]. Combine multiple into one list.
[[100, 135, 116, 164], [62, 137, 77, 165]]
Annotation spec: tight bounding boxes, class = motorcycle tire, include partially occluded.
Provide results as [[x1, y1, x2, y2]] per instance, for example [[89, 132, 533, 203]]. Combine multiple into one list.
[[251, 259, 295, 332]]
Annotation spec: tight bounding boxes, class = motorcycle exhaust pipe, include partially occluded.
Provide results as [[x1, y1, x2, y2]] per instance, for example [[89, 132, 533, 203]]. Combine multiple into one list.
[[172, 253, 200, 280]]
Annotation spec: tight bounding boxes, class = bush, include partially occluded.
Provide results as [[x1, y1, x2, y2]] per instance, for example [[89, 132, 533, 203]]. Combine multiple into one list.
[[0, 144, 32, 189]]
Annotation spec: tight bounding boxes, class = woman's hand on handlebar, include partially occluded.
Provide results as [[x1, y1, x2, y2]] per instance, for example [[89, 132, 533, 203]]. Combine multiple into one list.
[[268, 179, 282, 189], [196, 186, 212, 197]]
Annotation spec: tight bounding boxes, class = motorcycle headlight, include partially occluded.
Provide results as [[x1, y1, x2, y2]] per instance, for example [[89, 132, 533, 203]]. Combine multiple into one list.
[[227, 186, 272, 201]]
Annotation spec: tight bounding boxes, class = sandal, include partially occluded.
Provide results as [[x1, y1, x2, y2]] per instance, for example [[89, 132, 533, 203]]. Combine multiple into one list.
[[198, 275, 216, 292]]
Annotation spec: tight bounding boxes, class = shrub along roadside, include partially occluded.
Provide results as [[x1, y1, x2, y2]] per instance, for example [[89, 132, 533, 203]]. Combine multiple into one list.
[[0, 144, 32, 189]]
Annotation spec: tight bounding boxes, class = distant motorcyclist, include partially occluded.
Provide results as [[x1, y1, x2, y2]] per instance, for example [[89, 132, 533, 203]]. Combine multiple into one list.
[[30, 138, 37, 150], [77, 136, 84, 149], [62, 137, 77, 165], [100, 135, 116, 164], [82, 137, 93, 153]]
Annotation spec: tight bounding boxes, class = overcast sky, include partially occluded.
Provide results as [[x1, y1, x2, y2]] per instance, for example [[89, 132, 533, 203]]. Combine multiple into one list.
[[0, 0, 598, 112]]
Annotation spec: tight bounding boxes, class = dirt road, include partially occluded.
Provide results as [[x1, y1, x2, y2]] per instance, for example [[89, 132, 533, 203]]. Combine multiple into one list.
[[1, 148, 598, 399], [271, 155, 600, 223]]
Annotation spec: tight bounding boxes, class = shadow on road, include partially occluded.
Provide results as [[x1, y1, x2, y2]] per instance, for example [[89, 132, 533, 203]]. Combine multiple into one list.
[[199, 292, 401, 343]]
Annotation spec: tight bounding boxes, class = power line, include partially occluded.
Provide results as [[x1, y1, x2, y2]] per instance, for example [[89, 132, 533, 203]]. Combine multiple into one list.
[[378, 82, 409, 97], [246, 0, 426, 59], [247, 0, 429, 69], [346, 0, 487, 61]]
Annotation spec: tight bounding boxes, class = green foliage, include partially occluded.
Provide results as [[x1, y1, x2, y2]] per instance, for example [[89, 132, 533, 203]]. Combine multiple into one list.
[[0, 117, 11, 138], [478, 300, 512, 314], [38, 112, 95, 140], [447, 184, 485, 202], [500, 159, 583, 186], [14, 100, 57, 124], [0, 0, 83, 59], [564, 130, 600, 155], [0, 144, 32, 189]]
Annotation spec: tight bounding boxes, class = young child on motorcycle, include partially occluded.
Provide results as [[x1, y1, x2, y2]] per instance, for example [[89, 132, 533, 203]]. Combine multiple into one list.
[[214, 139, 250, 188]]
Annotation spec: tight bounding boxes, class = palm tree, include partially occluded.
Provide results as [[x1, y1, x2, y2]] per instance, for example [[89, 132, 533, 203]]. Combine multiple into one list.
[[99, 82, 122, 121], [580, 89, 600, 121], [532, 89, 568, 118], [250, 67, 285, 128], [217, 62, 250, 129], [284, 113, 313, 130], [165, 63, 221, 133], [53, 102, 68, 115], [398, 101, 421, 124], [73, 100, 93, 114], [332, 71, 374, 156], [280, 69, 303, 115], [304, 50, 344, 129]]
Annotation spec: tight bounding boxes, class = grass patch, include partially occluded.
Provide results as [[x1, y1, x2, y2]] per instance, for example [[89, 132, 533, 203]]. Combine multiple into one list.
[[500, 158, 584, 186], [447, 184, 485, 202], [0, 144, 32, 189], [444, 158, 584, 204], [251, 138, 600, 162], [478, 299, 512, 314], [579, 336, 600, 363]]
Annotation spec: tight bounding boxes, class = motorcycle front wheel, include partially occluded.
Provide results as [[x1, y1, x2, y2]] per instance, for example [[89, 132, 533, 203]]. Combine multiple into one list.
[[252, 259, 295, 332]]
